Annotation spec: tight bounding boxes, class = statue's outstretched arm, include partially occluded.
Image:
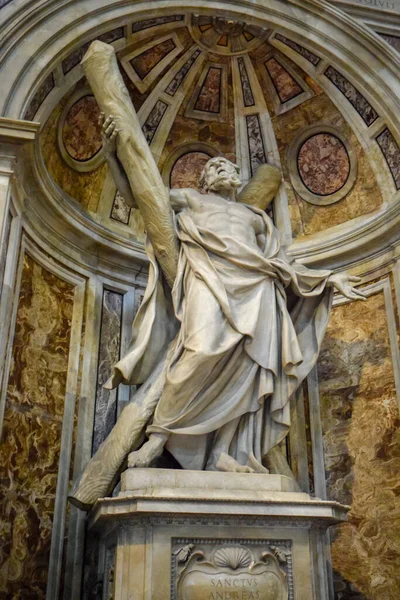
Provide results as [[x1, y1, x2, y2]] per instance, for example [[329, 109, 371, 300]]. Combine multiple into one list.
[[237, 163, 282, 211], [82, 41, 179, 287]]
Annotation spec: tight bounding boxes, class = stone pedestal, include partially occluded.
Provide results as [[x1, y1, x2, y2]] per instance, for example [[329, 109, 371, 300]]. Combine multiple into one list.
[[88, 469, 348, 600]]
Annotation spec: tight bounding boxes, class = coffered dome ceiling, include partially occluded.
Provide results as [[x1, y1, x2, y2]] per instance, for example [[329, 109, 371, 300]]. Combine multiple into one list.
[[34, 12, 393, 249]]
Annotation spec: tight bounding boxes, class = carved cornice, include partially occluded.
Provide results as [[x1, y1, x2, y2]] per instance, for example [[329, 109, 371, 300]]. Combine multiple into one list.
[[0, 117, 40, 143], [88, 498, 349, 533], [329, 1, 400, 27], [13, 143, 148, 284], [12, 138, 400, 277], [289, 199, 400, 269]]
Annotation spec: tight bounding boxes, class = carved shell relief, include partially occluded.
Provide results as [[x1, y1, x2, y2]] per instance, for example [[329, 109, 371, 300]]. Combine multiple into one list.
[[171, 538, 293, 600], [213, 546, 252, 570]]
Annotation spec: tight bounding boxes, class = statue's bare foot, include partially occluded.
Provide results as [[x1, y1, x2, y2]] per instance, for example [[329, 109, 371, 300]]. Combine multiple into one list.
[[215, 452, 255, 473], [128, 434, 167, 468]]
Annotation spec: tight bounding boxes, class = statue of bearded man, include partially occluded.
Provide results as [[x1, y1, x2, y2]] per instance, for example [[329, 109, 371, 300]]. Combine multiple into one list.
[[69, 43, 365, 510]]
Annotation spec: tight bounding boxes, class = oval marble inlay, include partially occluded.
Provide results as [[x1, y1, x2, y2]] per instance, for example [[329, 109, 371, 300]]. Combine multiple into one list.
[[297, 133, 350, 196], [170, 151, 212, 191], [62, 95, 102, 161]]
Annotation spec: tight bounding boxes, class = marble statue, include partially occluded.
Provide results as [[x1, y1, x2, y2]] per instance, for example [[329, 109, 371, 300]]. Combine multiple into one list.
[[68, 41, 365, 510]]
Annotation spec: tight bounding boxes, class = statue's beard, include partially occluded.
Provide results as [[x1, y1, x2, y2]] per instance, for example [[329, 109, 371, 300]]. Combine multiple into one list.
[[205, 172, 241, 193]]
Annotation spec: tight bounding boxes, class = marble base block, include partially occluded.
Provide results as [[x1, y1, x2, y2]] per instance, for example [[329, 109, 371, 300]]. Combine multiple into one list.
[[87, 468, 348, 600]]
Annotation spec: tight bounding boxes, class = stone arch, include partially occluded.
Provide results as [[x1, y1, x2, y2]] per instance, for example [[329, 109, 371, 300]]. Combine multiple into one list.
[[1, 0, 399, 270]]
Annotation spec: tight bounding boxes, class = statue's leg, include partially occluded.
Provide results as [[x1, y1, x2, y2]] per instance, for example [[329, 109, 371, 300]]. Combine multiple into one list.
[[127, 432, 169, 467], [68, 353, 169, 510], [264, 446, 302, 492]]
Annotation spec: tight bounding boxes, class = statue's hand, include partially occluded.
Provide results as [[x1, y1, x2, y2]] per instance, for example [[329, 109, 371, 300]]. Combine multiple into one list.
[[328, 273, 367, 301], [99, 113, 118, 156]]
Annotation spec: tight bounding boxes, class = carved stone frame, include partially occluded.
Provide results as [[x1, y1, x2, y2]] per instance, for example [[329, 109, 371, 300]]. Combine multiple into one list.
[[259, 50, 313, 116], [120, 32, 183, 93], [287, 124, 358, 206], [184, 61, 228, 122], [161, 141, 222, 188], [57, 86, 105, 173]]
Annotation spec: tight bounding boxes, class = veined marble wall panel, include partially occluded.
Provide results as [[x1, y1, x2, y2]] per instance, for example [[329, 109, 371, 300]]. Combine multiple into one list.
[[0, 210, 11, 301], [273, 35, 320, 67], [24, 73, 55, 121], [0, 254, 74, 598], [92, 289, 123, 455], [132, 15, 184, 34], [61, 28, 124, 76], [380, 34, 400, 53], [318, 287, 400, 599], [376, 128, 400, 190], [271, 92, 383, 238]]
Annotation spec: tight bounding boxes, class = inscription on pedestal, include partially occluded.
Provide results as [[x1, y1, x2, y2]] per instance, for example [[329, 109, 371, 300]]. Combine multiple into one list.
[[171, 539, 293, 600]]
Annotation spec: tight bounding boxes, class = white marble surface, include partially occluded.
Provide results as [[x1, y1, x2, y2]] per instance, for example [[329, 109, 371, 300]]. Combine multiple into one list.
[[88, 468, 348, 600]]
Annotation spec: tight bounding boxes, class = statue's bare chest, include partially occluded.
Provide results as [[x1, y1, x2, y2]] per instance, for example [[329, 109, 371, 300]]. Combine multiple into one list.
[[185, 193, 261, 237]]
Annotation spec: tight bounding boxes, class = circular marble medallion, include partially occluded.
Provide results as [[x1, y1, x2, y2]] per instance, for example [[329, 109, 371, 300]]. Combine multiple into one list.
[[297, 133, 350, 196], [62, 95, 102, 161], [58, 89, 105, 172], [288, 125, 357, 205]]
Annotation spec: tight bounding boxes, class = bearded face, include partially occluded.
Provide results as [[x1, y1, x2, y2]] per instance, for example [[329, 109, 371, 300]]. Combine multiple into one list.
[[199, 157, 241, 194]]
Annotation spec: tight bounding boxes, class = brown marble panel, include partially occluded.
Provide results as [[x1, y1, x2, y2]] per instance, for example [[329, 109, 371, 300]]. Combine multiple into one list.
[[130, 38, 176, 80], [199, 24, 212, 33], [119, 27, 192, 113], [265, 58, 302, 103], [62, 95, 102, 161], [318, 292, 400, 599], [194, 67, 222, 114], [270, 92, 383, 237], [159, 56, 236, 172], [170, 151, 212, 191], [297, 133, 350, 196], [0, 254, 74, 598]]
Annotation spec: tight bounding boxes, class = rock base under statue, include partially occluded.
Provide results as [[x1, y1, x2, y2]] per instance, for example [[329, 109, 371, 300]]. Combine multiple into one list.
[[87, 468, 348, 599]]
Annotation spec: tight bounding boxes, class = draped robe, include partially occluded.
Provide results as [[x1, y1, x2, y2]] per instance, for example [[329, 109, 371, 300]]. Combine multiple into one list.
[[108, 202, 333, 470]]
